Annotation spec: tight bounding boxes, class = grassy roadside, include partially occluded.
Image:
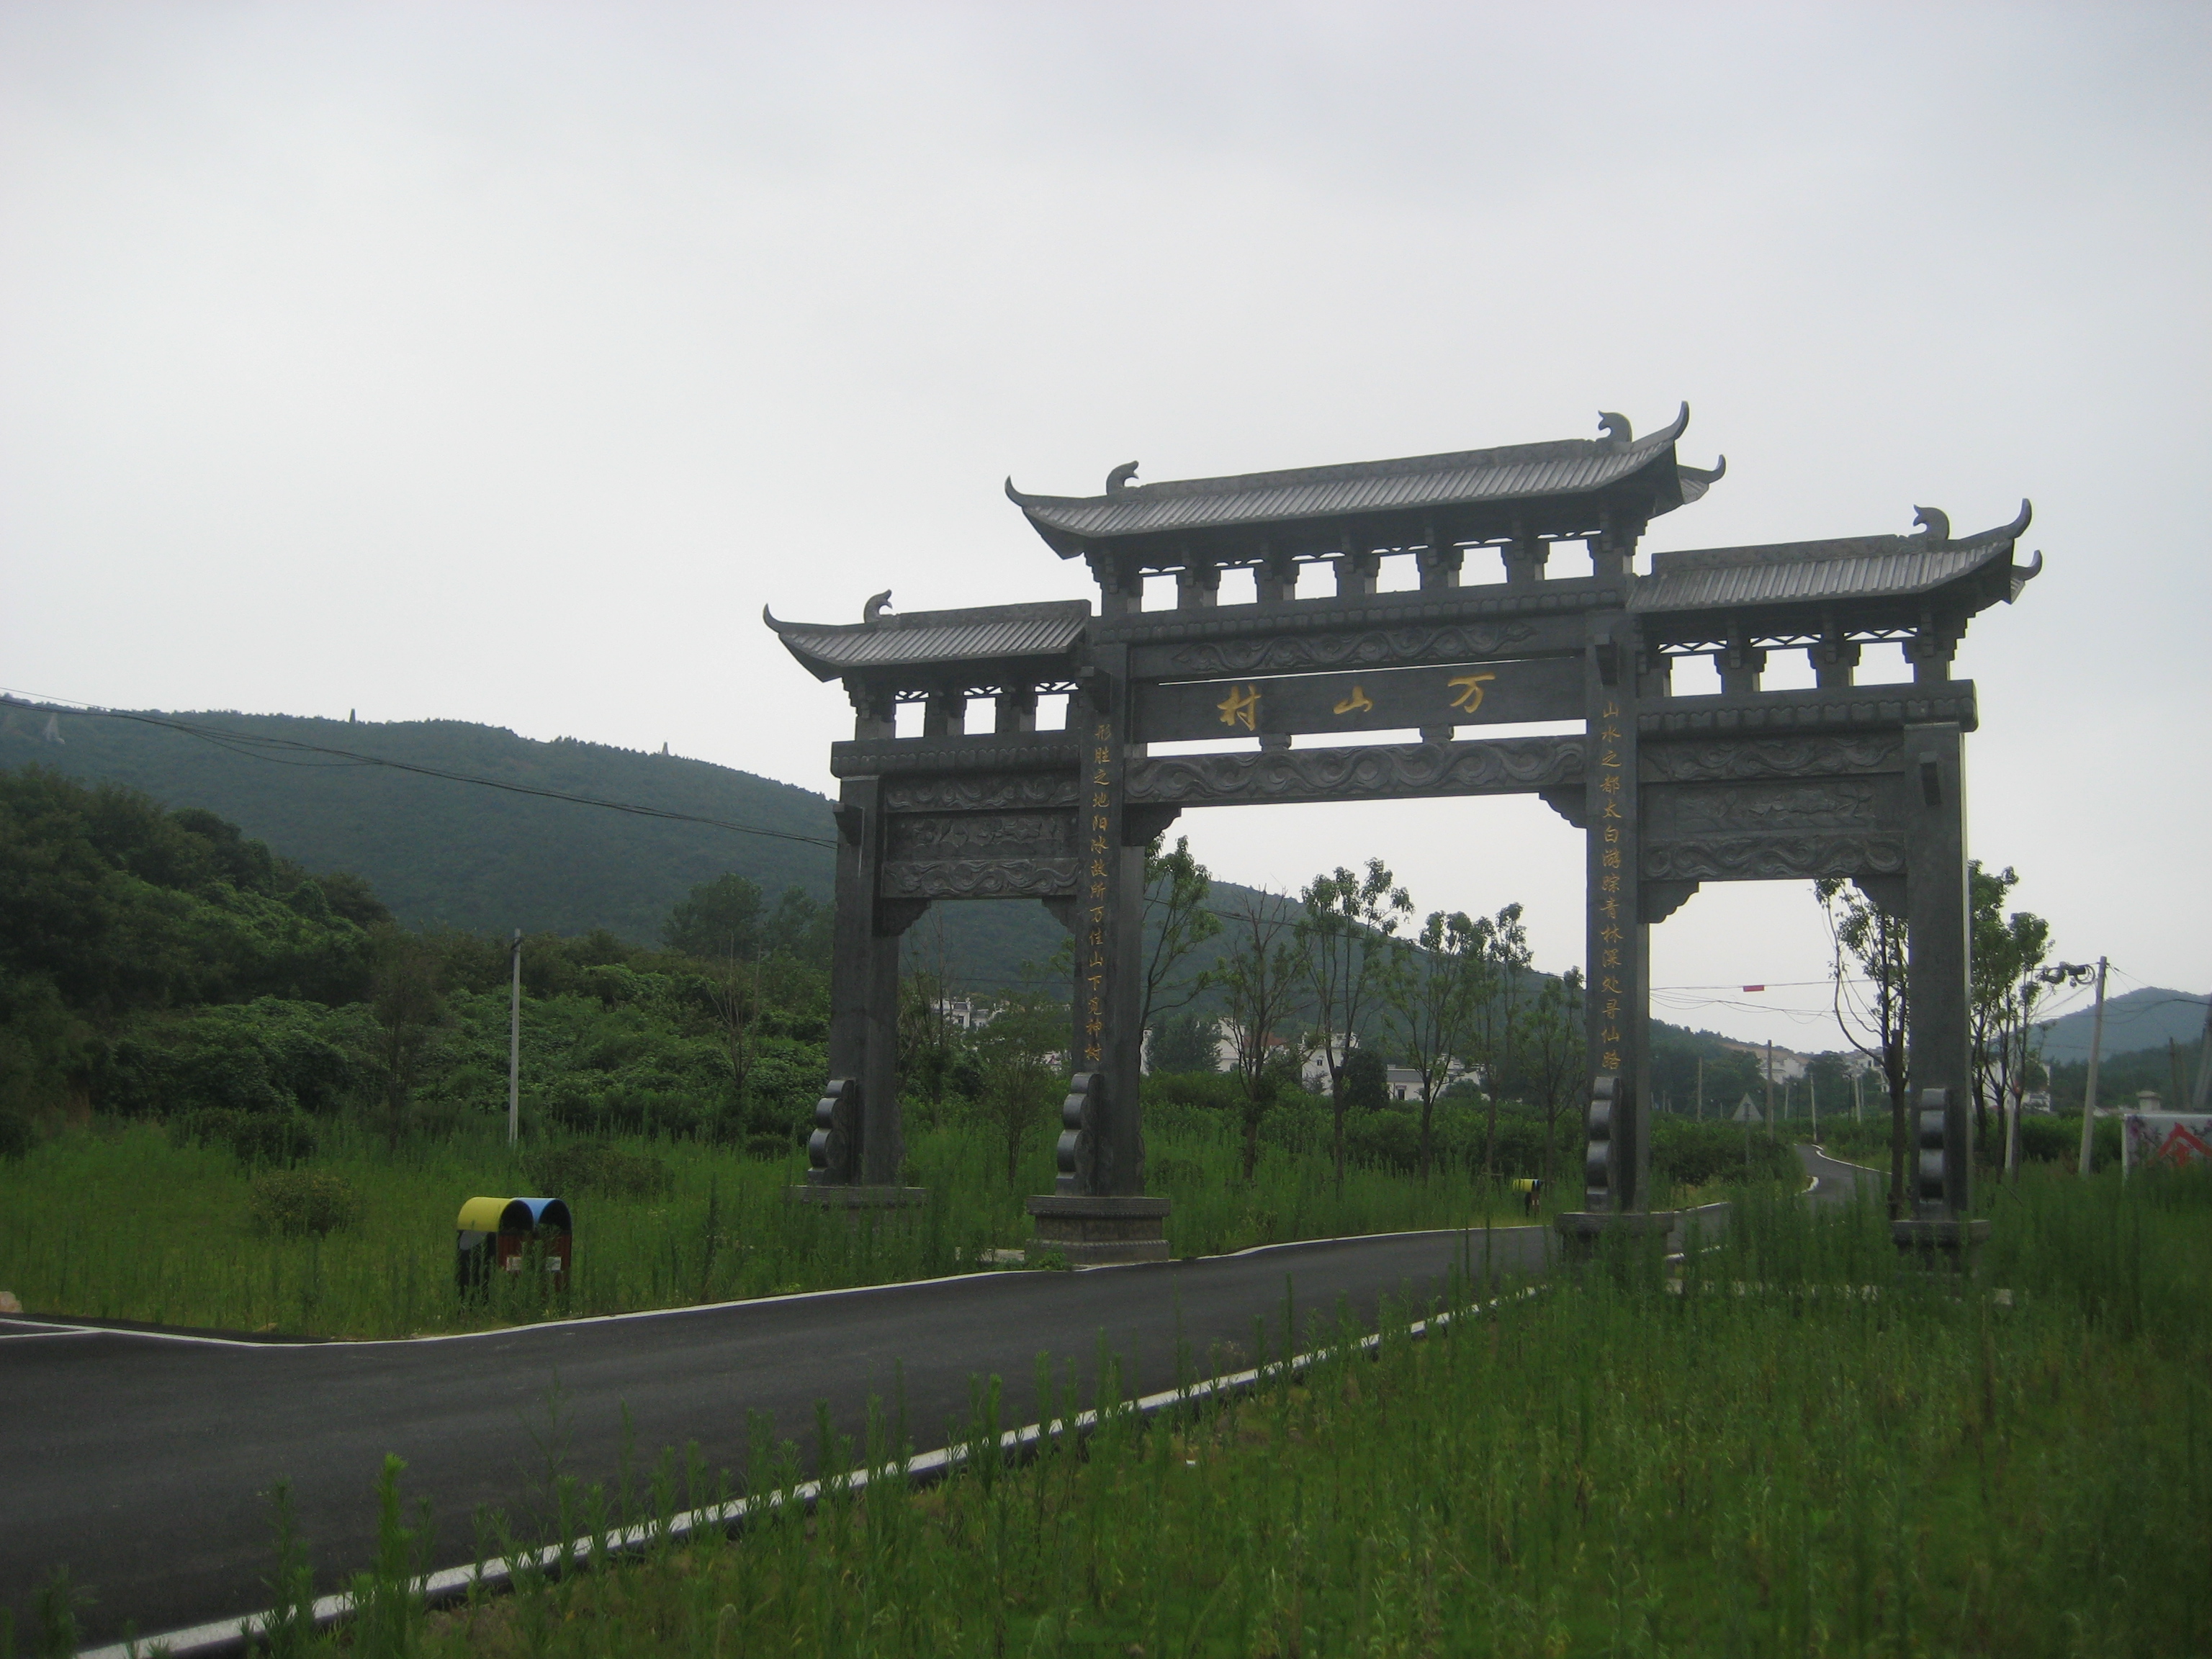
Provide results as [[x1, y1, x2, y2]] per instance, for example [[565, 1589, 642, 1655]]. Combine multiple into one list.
[[159, 1164, 2211, 1658], [0, 1113, 1536, 1339]]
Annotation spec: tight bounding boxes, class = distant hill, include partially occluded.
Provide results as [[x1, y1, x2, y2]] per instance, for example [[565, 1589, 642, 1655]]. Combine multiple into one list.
[[2038, 986, 2208, 1064], [0, 701, 1069, 983]]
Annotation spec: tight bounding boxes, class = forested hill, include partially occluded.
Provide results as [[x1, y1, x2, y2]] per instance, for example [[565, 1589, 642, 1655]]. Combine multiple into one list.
[[0, 702, 1065, 979]]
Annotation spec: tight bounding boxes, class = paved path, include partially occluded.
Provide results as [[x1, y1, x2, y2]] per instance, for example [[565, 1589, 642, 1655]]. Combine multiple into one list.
[[3, 1222, 1548, 1647], [1797, 1141, 1884, 1205]]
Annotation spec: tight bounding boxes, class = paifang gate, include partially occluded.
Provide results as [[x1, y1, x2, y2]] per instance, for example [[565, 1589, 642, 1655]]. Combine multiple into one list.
[[765, 405, 2041, 1257]]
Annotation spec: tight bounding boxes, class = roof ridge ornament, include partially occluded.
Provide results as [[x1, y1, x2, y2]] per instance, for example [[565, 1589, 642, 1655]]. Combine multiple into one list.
[[1597, 412, 1632, 448], [1105, 461, 1140, 495], [1912, 505, 1951, 546], [863, 590, 894, 626]]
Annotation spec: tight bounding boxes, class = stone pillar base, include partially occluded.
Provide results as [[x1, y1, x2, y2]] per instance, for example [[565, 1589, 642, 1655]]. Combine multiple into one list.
[[1554, 1210, 1681, 1258], [1024, 1194, 1171, 1267], [788, 1184, 929, 1210], [1890, 1216, 1991, 1255]]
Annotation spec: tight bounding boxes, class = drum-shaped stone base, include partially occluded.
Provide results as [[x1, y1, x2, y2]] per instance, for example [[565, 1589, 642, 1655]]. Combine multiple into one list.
[[1553, 1210, 1681, 1258], [1024, 1194, 1172, 1267], [787, 1184, 929, 1209], [1890, 1216, 1992, 1255]]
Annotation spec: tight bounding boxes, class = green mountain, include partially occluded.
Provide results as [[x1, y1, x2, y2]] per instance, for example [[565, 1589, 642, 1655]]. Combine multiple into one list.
[[2037, 986, 2209, 1065], [0, 702, 1069, 984]]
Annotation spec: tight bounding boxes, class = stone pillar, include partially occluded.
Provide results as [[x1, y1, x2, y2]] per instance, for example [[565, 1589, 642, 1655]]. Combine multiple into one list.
[[1502, 529, 1548, 587], [1905, 721, 1972, 1220], [1067, 646, 1147, 1194], [922, 689, 966, 737], [814, 776, 925, 1192], [1416, 534, 1462, 591], [1252, 547, 1297, 605], [1718, 634, 1766, 696], [1334, 536, 1377, 598], [1031, 645, 1166, 1261], [994, 683, 1038, 734], [1086, 550, 1140, 619], [1175, 561, 1220, 610], [1583, 626, 1650, 1212], [1907, 629, 1959, 684], [1813, 632, 1861, 690]]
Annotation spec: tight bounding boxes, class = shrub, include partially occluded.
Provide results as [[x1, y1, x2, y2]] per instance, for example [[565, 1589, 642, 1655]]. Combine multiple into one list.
[[248, 1169, 363, 1236], [1650, 1119, 1800, 1186], [522, 1142, 671, 1200], [0, 1109, 32, 1161], [168, 1107, 317, 1165], [231, 1112, 318, 1166]]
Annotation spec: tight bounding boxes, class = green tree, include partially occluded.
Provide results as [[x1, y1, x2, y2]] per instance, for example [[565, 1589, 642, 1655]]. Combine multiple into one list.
[[1516, 968, 1585, 1197], [1342, 1047, 1390, 1112], [969, 988, 1065, 1185], [1215, 889, 1303, 1181], [1969, 860, 2051, 1164], [1140, 835, 1221, 1038], [758, 886, 832, 966], [367, 930, 446, 1151], [1297, 860, 1411, 1189], [1463, 904, 1532, 1184], [1382, 910, 1480, 1179], [1148, 1012, 1222, 1075], [1817, 878, 1909, 1218], [661, 873, 766, 960]]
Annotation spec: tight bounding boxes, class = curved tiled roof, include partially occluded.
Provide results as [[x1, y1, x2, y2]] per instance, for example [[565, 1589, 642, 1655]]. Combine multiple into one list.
[[1633, 503, 2034, 614], [1008, 405, 1716, 556], [763, 599, 1090, 682]]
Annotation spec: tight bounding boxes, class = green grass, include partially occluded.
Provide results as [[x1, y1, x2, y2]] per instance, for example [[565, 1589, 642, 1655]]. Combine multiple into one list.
[[0, 1111, 1529, 1339], [189, 1162, 2210, 1658]]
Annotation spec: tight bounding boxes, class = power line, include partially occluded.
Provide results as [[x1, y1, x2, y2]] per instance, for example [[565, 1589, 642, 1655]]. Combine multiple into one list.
[[4, 693, 838, 851]]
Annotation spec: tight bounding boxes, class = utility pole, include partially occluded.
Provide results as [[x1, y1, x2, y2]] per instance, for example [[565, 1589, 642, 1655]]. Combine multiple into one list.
[[1695, 1055, 1704, 1121], [2076, 956, 2108, 1177], [1851, 1065, 1862, 1125], [508, 928, 523, 1149], [2193, 994, 2212, 1112], [1764, 1039, 1776, 1129], [1809, 1069, 1818, 1142]]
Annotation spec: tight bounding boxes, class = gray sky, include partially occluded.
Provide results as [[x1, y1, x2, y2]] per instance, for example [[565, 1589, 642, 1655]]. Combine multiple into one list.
[[4, 2, 2206, 1048]]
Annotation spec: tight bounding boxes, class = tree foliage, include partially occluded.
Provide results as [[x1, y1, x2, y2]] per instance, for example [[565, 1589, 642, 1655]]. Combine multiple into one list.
[[1817, 877, 1910, 1217], [1140, 835, 1220, 1037], [1968, 860, 2051, 1156], [1297, 860, 1411, 1188]]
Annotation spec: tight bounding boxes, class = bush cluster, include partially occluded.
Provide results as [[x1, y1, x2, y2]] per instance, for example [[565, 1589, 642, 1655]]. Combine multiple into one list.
[[168, 1107, 318, 1166], [246, 1169, 362, 1236], [521, 1143, 671, 1200]]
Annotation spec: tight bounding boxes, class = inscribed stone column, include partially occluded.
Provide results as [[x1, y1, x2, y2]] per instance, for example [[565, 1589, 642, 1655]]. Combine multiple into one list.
[[1072, 642, 1146, 1193], [1583, 625, 1650, 1212], [819, 775, 883, 1185], [1904, 720, 1972, 1218]]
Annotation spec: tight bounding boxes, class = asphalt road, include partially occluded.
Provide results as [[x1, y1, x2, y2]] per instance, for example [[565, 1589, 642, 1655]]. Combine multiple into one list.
[[2, 1220, 1549, 1648], [8, 1153, 1877, 1649], [1797, 1141, 1883, 1205]]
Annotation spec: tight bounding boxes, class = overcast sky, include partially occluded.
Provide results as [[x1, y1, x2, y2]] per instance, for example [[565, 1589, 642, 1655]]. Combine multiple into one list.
[[3, 2, 2206, 1048]]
